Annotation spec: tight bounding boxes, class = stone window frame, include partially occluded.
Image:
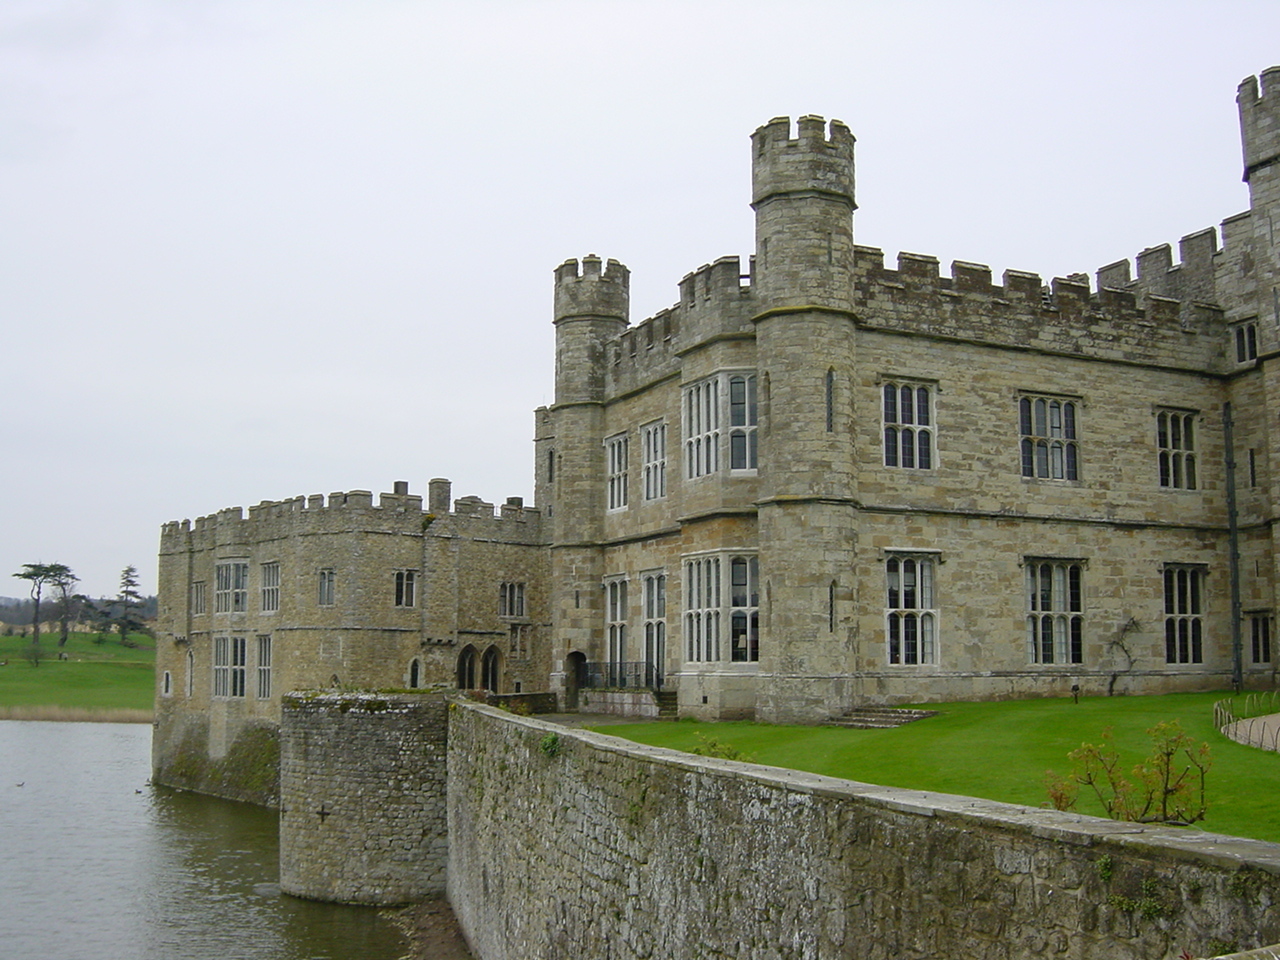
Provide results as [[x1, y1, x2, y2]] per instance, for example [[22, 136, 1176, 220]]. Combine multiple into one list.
[[1156, 408, 1198, 490], [1024, 557, 1085, 665], [881, 378, 935, 470], [641, 420, 667, 501], [230, 636, 247, 697], [684, 370, 759, 479], [214, 560, 248, 614], [727, 373, 758, 471], [186, 649, 195, 698], [1019, 393, 1080, 482], [499, 581, 526, 619], [642, 570, 667, 676], [190, 581, 206, 616], [161, 670, 172, 697], [683, 551, 759, 666], [605, 576, 629, 666], [684, 377, 720, 479], [606, 432, 629, 511], [1250, 612, 1272, 665], [683, 554, 720, 663], [1163, 564, 1206, 664], [728, 555, 760, 663], [394, 569, 417, 608], [318, 568, 336, 607], [256, 634, 272, 699], [883, 549, 939, 667], [260, 561, 280, 613], [212, 636, 230, 698], [1233, 318, 1259, 364]]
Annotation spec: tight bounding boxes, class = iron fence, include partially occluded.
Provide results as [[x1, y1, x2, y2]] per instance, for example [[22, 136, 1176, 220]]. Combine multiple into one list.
[[580, 661, 664, 691]]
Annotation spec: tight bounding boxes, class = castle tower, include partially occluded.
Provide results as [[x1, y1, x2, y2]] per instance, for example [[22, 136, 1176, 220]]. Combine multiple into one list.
[[1239, 69, 1280, 332], [540, 256, 629, 702], [750, 116, 862, 722]]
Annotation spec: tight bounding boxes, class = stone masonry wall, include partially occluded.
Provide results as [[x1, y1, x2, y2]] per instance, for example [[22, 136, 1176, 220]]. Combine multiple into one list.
[[448, 702, 1280, 960], [279, 692, 448, 904]]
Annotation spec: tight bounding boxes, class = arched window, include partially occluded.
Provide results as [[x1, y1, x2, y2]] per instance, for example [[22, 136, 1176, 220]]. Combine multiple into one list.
[[456, 646, 478, 690], [481, 646, 501, 692], [409, 658, 421, 689]]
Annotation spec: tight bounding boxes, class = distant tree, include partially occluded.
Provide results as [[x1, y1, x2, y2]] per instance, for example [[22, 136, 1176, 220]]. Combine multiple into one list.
[[48, 566, 79, 647], [12, 563, 69, 646], [115, 566, 144, 645]]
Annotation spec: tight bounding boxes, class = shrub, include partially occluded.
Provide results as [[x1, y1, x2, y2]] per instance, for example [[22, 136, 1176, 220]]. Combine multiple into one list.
[[1045, 720, 1211, 825]]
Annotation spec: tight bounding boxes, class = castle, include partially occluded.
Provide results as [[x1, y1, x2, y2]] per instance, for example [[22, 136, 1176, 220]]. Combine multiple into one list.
[[155, 68, 1280, 795]]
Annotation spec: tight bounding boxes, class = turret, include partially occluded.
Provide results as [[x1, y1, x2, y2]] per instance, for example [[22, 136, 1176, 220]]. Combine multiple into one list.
[[553, 255, 629, 405], [1238, 67, 1280, 181], [1238, 69, 1280, 333], [751, 116, 856, 312]]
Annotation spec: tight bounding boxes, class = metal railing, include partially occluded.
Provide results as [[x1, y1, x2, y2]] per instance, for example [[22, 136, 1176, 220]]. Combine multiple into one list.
[[1214, 690, 1280, 752], [580, 661, 664, 692]]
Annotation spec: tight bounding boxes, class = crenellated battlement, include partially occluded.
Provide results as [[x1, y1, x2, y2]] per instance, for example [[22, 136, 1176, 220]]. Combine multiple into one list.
[[853, 245, 1225, 368], [599, 255, 758, 396], [161, 480, 542, 548], [678, 256, 753, 310], [553, 254, 630, 323], [1238, 66, 1280, 179], [751, 115, 856, 208]]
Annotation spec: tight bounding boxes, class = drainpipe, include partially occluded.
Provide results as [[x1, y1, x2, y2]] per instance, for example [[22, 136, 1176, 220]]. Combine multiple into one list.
[[1224, 402, 1244, 691]]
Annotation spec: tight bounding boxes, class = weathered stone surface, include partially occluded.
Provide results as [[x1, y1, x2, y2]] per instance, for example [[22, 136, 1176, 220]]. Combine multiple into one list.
[[448, 702, 1280, 960], [279, 692, 449, 904]]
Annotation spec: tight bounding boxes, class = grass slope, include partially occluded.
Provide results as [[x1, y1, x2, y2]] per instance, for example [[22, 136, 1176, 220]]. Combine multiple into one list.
[[0, 632, 155, 715], [592, 692, 1280, 843]]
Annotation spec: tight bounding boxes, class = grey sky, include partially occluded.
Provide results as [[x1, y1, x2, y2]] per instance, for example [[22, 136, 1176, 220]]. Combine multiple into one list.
[[3, 0, 1277, 598]]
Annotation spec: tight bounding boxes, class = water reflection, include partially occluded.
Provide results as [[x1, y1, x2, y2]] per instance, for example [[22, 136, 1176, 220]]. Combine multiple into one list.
[[0, 721, 405, 960]]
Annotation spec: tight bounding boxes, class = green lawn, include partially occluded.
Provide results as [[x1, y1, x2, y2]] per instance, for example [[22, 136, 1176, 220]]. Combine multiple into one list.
[[0, 631, 155, 713], [591, 691, 1280, 844]]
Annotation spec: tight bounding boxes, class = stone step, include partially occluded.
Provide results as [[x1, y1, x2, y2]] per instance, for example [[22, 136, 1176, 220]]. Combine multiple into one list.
[[828, 707, 938, 730], [654, 690, 678, 718]]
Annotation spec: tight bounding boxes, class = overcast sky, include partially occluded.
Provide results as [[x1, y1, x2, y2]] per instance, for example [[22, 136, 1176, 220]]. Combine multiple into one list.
[[3, 0, 1278, 598]]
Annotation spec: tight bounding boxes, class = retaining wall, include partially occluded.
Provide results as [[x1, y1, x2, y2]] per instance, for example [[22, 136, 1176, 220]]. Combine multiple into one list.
[[447, 703, 1280, 960]]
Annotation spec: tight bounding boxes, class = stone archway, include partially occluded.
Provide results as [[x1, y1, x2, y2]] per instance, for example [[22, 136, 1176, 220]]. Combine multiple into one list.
[[565, 650, 588, 710]]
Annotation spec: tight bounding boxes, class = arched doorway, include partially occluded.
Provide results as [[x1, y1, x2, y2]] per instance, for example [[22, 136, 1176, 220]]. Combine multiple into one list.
[[408, 657, 421, 689], [565, 650, 588, 710], [456, 645, 478, 690], [481, 645, 502, 693]]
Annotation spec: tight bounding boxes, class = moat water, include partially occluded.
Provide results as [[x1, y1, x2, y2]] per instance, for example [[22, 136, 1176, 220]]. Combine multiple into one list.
[[0, 721, 408, 960]]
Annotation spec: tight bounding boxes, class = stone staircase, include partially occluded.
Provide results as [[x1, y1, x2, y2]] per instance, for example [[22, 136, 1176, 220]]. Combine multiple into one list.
[[827, 706, 938, 729], [654, 690, 679, 719]]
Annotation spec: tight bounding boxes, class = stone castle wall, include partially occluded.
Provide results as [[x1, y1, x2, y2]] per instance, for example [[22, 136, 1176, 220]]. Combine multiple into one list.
[[279, 691, 449, 904], [153, 480, 548, 803], [447, 702, 1280, 960]]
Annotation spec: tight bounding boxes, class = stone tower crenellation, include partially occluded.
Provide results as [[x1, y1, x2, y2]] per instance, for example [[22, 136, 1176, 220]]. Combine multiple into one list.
[[553, 255, 630, 405], [751, 115, 856, 313]]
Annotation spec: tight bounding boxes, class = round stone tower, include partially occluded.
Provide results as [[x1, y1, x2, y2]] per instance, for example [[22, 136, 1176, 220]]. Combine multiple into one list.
[[751, 115, 856, 313], [544, 255, 629, 705], [750, 116, 862, 723]]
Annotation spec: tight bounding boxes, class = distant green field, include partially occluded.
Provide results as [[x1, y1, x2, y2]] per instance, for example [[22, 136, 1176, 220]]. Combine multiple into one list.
[[0, 631, 155, 716], [592, 691, 1280, 844]]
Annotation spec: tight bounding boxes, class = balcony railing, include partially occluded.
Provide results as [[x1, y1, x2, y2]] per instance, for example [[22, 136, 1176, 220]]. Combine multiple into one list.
[[580, 661, 664, 691]]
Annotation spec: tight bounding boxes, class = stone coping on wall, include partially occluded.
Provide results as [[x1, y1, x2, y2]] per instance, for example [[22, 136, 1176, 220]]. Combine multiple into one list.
[[461, 702, 1280, 875]]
